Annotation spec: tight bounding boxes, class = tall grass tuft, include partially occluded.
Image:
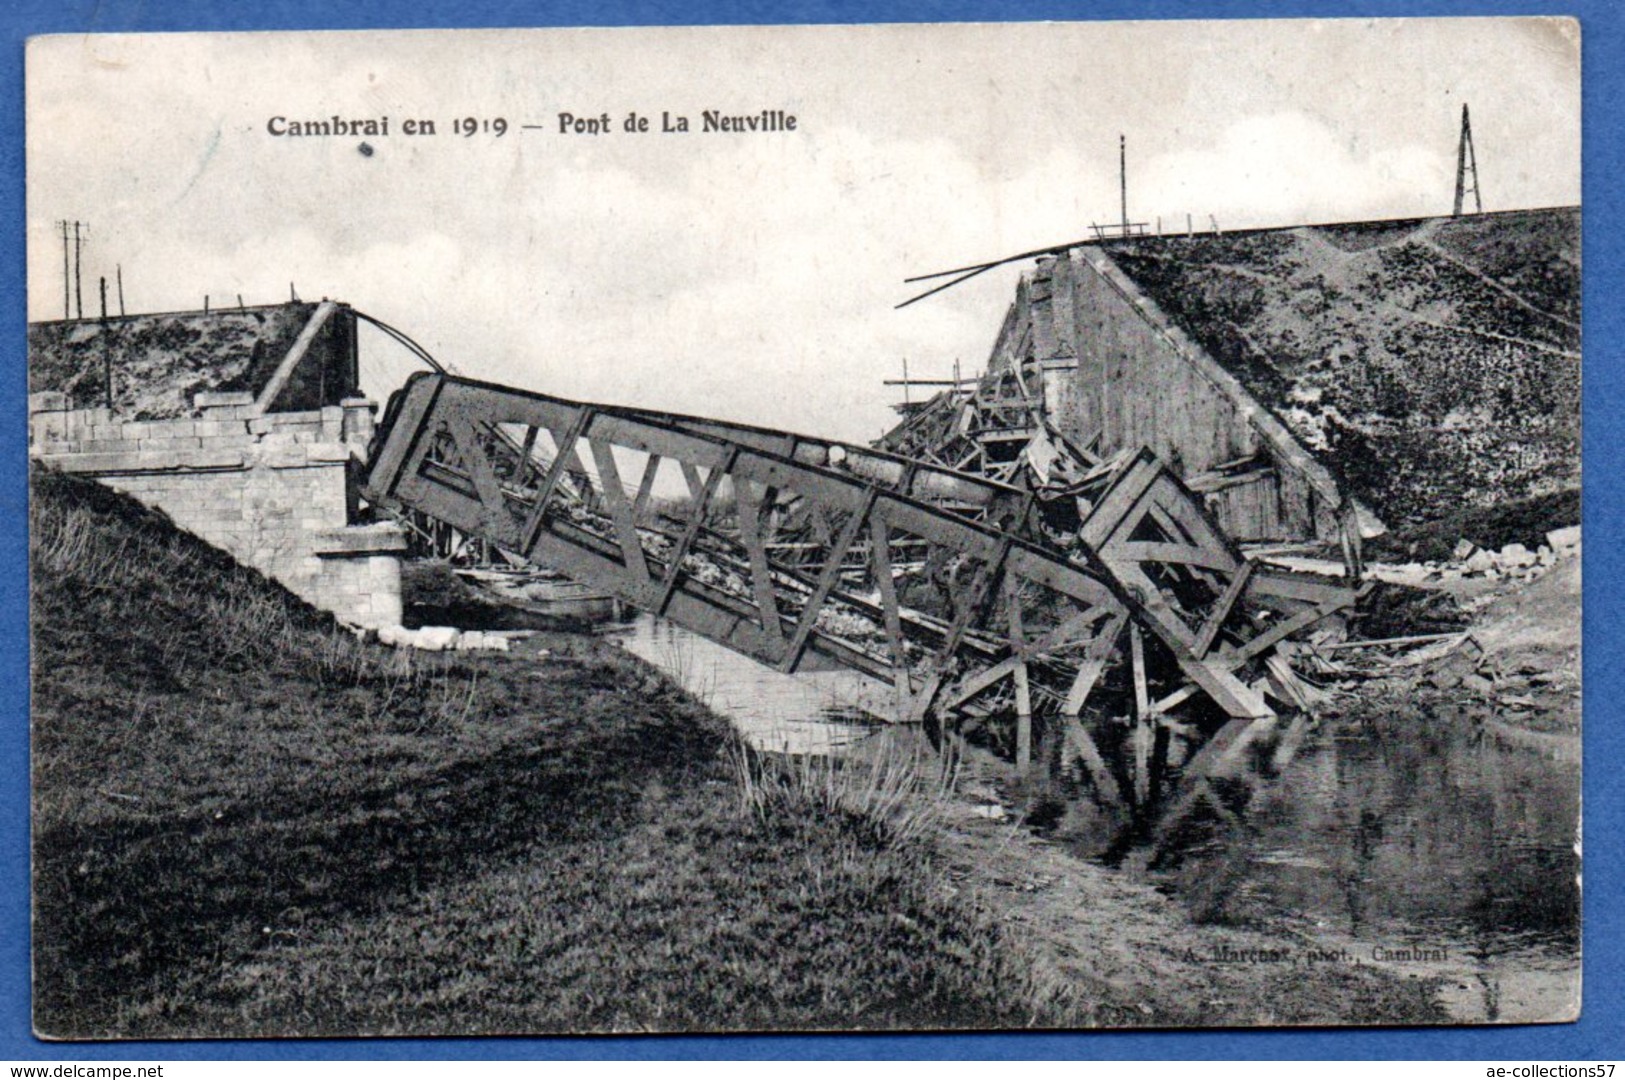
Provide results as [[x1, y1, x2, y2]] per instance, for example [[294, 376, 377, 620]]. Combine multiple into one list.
[[32, 492, 131, 584], [731, 728, 958, 848], [655, 625, 718, 707]]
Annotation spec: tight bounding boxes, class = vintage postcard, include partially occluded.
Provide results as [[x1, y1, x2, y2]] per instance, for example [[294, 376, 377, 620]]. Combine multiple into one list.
[[26, 19, 1580, 1038]]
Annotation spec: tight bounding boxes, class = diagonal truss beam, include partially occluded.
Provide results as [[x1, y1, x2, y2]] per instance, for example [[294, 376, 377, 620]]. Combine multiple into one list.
[[365, 374, 1356, 758]]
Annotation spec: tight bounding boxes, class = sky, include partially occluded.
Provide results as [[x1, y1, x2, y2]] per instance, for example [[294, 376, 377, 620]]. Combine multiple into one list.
[[25, 18, 1581, 444]]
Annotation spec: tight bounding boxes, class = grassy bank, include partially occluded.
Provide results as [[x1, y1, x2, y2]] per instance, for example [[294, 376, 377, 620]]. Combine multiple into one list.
[[30, 466, 1073, 1037], [32, 466, 1456, 1037]]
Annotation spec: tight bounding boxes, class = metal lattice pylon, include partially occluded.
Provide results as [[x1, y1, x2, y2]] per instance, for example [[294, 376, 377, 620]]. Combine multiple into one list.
[[1454, 102, 1483, 216]]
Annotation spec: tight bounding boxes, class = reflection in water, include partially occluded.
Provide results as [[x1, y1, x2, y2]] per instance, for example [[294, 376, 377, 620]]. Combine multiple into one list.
[[614, 615, 1580, 1023], [1147, 706, 1580, 1023]]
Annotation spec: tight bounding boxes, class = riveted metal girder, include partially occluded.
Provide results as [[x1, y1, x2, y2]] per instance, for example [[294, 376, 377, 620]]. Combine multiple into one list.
[[364, 373, 1357, 814]]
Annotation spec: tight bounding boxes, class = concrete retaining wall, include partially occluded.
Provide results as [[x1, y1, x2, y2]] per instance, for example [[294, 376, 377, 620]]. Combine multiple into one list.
[[30, 391, 405, 628]]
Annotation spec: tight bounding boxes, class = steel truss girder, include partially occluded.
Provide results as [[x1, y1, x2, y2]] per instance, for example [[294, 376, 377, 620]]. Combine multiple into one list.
[[366, 375, 1117, 684], [364, 373, 1358, 799], [359, 373, 1306, 740], [613, 404, 1031, 528], [1077, 448, 1361, 703]]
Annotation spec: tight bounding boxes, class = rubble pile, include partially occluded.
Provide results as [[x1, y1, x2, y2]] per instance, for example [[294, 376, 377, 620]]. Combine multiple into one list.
[[376, 624, 515, 652], [1297, 526, 1580, 732], [1372, 525, 1579, 587], [1452, 525, 1580, 581], [1300, 633, 1552, 721]]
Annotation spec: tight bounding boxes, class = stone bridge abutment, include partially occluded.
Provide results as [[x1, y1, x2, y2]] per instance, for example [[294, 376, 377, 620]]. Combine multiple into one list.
[[29, 390, 405, 628]]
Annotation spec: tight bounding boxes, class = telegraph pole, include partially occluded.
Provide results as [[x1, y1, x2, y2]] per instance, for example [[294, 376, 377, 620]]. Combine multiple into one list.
[[73, 221, 84, 319], [100, 277, 113, 410], [1119, 134, 1128, 237], [59, 221, 70, 319]]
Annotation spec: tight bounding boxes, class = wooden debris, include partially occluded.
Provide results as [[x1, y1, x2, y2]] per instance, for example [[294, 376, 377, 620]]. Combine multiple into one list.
[[1320, 631, 1466, 652]]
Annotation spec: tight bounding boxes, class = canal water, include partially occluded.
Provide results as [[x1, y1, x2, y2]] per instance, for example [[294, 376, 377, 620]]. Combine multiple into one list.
[[612, 613, 1582, 1024], [1148, 709, 1581, 1024]]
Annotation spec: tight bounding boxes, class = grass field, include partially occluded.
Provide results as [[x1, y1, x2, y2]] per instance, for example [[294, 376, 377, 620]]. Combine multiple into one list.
[[29, 465, 1077, 1037]]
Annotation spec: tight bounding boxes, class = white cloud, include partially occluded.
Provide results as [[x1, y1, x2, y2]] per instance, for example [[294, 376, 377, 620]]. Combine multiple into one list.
[[1141, 112, 1451, 229], [26, 22, 1579, 446]]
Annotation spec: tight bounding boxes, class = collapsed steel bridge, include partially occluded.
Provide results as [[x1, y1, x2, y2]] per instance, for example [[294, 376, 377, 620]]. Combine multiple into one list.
[[362, 372, 1359, 820]]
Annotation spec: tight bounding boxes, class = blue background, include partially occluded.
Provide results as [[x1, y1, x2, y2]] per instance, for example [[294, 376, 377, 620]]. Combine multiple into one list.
[[2, 0, 1617, 1062]]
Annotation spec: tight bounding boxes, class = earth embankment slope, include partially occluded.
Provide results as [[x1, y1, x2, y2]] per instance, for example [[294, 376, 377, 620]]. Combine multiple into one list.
[[28, 465, 1070, 1036], [29, 465, 1446, 1036]]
